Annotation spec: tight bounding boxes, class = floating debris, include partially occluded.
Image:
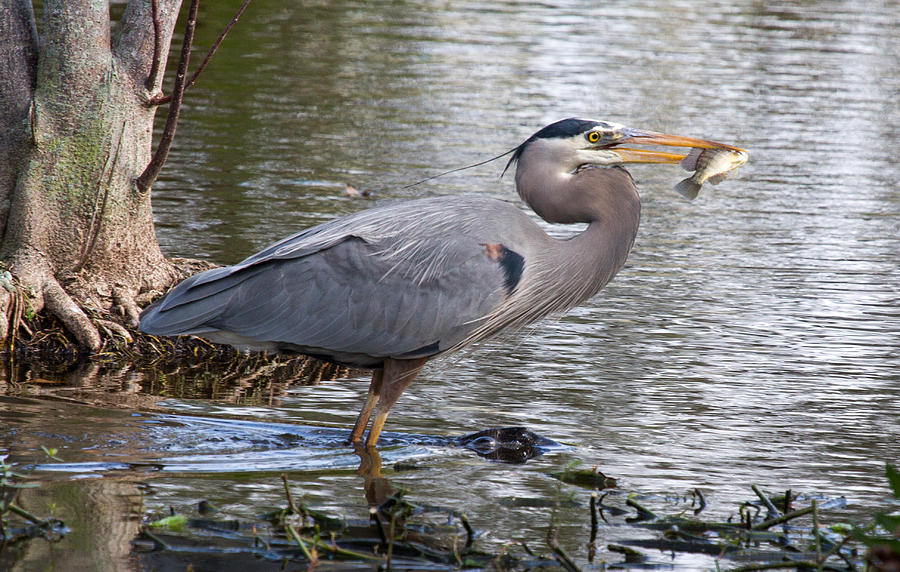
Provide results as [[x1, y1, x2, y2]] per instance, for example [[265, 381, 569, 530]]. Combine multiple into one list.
[[344, 183, 375, 198], [549, 465, 617, 490], [455, 426, 561, 462]]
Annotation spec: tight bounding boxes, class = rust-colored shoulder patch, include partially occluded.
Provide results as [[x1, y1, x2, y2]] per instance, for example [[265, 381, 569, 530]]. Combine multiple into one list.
[[480, 243, 525, 295], [482, 243, 504, 260]]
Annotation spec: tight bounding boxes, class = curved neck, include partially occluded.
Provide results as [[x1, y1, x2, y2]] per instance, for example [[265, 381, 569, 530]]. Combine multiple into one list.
[[457, 162, 642, 348], [515, 158, 642, 306], [558, 206, 640, 302]]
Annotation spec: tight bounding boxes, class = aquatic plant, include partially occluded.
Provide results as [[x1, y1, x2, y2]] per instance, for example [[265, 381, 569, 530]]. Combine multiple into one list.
[[853, 464, 900, 572], [0, 454, 66, 545]]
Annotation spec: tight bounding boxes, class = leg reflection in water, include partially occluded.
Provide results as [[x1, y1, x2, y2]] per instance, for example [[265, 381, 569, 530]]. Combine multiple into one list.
[[354, 445, 392, 506]]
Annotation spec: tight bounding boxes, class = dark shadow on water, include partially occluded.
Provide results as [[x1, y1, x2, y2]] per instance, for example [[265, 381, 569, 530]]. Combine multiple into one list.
[[27, 409, 562, 476], [3, 358, 561, 467], [455, 426, 562, 463], [1, 347, 358, 407], [3, 353, 564, 473], [2, 359, 565, 570]]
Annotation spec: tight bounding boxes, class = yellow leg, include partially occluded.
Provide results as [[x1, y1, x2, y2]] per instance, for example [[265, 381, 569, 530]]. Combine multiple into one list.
[[365, 410, 391, 448], [349, 370, 383, 443], [363, 357, 428, 447]]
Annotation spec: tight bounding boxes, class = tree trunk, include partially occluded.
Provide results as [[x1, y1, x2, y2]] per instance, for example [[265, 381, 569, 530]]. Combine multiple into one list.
[[0, 0, 184, 350]]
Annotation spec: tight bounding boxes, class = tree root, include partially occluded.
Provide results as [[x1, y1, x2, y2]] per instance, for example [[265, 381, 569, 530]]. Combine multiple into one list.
[[1, 274, 137, 354], [0, 270, 32, 353], [1, 258, 358, 392], [1, 262, 360, 388], [112, 286, 143, 327], [94, 319, 133, 343], [0, 252, 193, 353], [0, 276, 13, 345], [42, 276, 102, 351]]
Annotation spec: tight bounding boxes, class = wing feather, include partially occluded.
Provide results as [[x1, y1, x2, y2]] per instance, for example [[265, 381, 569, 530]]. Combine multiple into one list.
[[140, 196, 543, 367]]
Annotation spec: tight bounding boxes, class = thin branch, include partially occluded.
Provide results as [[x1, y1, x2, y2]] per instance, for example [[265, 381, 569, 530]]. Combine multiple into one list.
[[626, 498, 659, 520], [369, 507, 387, 544], [724, 563, 827, 571], [752, 485, 782, 519], [76, 119, 126, 272], [284, 521, 314, 562], [457, 512, 474, 548], [281, 473, 299, 514], [751, 505, 815, 531], [145, 0, 163, 91], [184, 0, 252, 93], [548, 530, 581, 572], [8, 503, 45, 524], [147, 0, 253, 106], [693, 487, 708, 515], [135, 0, 200, 194], [811, 499, 821, 568], [588, 492, 598, 562]]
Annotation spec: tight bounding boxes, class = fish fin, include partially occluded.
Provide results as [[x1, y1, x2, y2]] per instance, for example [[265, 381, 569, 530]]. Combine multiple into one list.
[[707, 173, 728, 185], [679, 148, 703, 171], [708, 167, 741, 185], [674, 178, 701, 200]]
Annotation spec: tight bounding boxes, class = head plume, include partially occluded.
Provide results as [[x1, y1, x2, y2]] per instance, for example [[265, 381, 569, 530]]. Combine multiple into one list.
[[502, 118, 604, 177]]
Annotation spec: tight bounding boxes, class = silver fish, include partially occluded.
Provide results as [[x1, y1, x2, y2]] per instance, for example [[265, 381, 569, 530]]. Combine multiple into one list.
[[675, 147, 748, 200]]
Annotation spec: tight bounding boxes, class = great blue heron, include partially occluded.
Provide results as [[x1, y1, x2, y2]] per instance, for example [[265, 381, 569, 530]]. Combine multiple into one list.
[[139, 118, 742, 447]]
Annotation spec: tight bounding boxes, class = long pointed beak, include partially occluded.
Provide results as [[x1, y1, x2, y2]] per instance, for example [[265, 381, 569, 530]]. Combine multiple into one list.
[[610, 128, 747, 164], [625, 129, 745, 151], [611, 148, 689, 164]]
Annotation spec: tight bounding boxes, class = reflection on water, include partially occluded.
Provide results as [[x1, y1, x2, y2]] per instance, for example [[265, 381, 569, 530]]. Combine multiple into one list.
[[3, 0, 899, 569]]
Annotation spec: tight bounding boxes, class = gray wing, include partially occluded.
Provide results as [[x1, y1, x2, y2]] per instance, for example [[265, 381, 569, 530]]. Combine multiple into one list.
[[139, 196, 536, 367]]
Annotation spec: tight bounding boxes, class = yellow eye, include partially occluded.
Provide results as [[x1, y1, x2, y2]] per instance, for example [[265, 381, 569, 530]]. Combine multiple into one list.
[[587, 131, 601, 143]]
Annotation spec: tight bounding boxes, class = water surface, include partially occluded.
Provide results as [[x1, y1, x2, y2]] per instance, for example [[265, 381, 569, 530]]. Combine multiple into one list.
[[2, 1, 898, 569]]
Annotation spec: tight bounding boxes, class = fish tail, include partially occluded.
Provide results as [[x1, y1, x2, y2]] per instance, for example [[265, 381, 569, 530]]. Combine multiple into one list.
[[674, 178, 701, 200]]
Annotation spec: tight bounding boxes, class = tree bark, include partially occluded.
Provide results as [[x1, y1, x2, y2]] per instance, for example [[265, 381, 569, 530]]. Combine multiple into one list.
[[0, 0, 185, 350], [0, 0, 38, 239]]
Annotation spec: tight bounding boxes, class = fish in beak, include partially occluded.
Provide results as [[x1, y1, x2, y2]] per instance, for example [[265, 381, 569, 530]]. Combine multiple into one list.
[[609, 127, 749, 199]]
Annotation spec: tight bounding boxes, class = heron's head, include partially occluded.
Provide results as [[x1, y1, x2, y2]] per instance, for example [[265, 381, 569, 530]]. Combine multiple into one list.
[[508, 118, 746, 224], [505, 117, 744, 176]]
